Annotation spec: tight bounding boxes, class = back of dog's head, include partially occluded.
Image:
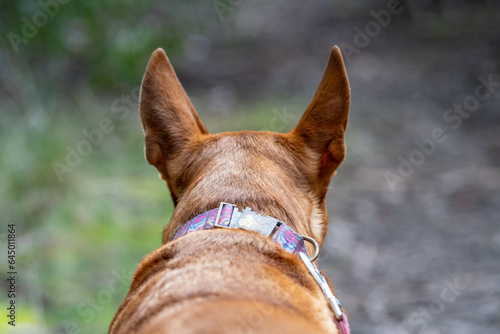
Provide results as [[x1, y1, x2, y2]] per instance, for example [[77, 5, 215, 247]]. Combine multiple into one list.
[[139, 47, 350, 246]]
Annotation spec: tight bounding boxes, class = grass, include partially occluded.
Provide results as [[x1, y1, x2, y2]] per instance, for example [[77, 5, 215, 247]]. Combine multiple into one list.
[[0, 90, 309, 333]]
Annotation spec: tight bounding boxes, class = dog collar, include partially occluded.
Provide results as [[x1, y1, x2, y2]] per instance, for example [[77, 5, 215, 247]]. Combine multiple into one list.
[[172, 202, 350, 334]]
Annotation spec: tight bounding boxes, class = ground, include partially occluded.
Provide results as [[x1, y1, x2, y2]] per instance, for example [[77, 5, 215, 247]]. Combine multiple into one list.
[[0, 0, 499, 333]]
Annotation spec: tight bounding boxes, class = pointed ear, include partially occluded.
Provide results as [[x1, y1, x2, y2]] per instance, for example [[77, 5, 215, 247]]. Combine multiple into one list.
[[290, 46, 350, 192], [140, 48, 208, 181]]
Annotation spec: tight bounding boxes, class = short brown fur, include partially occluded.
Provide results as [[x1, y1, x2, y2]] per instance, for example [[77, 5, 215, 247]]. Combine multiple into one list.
[[110, 46, 350, 334]]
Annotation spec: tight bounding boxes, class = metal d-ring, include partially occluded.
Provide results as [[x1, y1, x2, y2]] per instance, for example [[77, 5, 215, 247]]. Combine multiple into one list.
[[301, 235, 320, 262]]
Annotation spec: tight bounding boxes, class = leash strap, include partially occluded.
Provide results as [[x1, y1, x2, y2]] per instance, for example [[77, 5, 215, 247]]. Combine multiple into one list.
[[172, 202, 350, 334]]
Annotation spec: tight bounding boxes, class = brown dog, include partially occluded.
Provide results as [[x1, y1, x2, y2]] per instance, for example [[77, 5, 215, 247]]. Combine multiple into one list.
[[109, 46, 350, 334]]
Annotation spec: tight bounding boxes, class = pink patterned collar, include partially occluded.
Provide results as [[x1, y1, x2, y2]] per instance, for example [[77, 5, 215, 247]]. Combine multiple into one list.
[[172, 202, 350, 334]]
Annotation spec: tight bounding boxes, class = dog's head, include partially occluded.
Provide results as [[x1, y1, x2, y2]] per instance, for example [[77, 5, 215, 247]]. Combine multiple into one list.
[[140, 47, 350, 247]]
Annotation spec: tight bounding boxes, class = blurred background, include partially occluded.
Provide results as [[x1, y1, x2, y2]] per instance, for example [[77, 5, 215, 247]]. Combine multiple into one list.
[[1, 0, 499, 333]]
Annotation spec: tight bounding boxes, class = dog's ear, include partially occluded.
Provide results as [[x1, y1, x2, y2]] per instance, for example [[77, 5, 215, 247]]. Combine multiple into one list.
[[140, 48, 208, 194], [290, 46, 350, 194]]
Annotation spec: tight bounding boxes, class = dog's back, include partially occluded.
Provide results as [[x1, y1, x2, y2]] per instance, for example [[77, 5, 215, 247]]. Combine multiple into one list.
[[110, 46, 350, 334], [111, 231, 332, 333]]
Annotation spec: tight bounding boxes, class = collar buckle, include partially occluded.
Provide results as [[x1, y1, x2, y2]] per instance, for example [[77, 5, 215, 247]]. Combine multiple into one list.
[[233, 207, 280, 237], [214, 202, 238, 228]]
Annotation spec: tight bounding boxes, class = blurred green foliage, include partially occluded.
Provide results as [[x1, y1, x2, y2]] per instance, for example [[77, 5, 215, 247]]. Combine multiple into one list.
[[2, 0, 499, 333], [0, 1, 303, 332], [0, 0, 217, 94], [0, 88, 304, 334], [0, 2, 306, 329], [0, 95, 305, 333]]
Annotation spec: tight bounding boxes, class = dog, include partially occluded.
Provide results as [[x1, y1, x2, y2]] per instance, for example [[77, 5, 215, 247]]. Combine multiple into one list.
[[109, 45, 350, 334]]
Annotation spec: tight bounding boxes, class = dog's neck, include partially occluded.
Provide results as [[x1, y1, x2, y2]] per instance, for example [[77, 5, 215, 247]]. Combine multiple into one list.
[[160, 134, 328, 245]]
